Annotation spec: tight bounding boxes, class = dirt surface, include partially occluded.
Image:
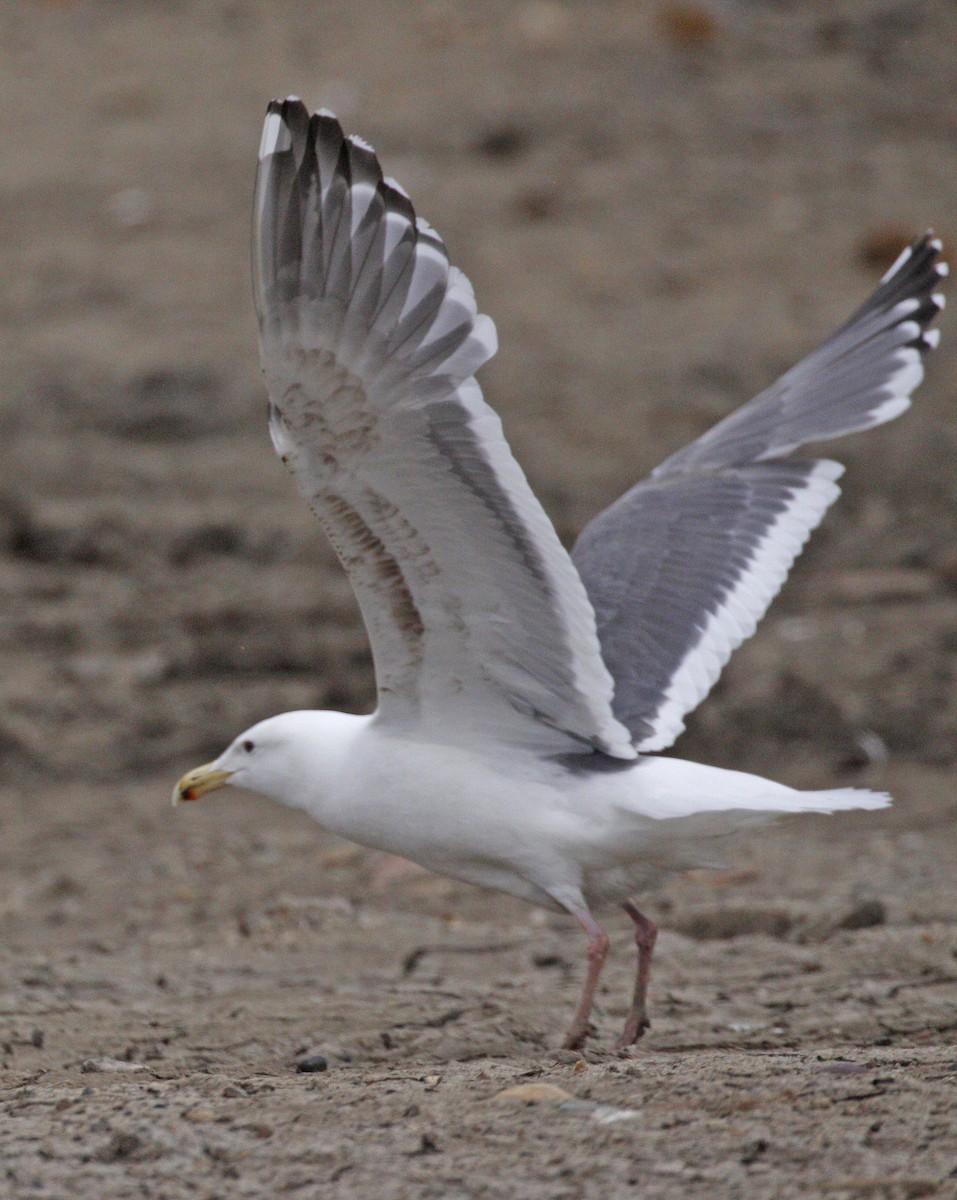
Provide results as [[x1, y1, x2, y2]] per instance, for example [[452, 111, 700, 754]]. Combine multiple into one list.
[[2, 2, 957, 1197]]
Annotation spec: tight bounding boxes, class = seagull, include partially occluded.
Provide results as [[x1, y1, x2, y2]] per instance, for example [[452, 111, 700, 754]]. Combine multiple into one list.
[[174, 99, 946, 1051]]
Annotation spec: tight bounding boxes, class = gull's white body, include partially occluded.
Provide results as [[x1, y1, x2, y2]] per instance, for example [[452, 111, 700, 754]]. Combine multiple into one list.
[[174, 100, 944, 1048], [212, 710, 887, 914]]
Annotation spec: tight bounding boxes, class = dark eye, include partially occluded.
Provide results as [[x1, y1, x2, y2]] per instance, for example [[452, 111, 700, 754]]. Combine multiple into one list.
[[242, 740, 255, 753]]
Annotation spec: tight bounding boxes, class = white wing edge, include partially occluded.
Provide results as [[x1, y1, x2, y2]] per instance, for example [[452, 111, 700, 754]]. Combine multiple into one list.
[[637, 460, 844, 751]]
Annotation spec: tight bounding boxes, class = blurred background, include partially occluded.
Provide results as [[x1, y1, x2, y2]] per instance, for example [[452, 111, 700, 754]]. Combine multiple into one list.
[[3, 7, 957, 1192], [2, 0, 956, 790]]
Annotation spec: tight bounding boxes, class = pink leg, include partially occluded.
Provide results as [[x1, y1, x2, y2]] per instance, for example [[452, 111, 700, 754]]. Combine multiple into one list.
[[562, 909, 610, 1050], [615, 901, 658, 1049]]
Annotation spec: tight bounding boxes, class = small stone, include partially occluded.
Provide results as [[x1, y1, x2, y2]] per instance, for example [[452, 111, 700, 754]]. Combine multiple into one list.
[[95, 1131, 142, 1162], [181, 1106, 215, 1123], [654, 1160, 687, 1176], [837, 899, 887, 931], [406, 1132, 440, 1156], [241, 1122, 273, 1139], [560, 1099, 640, 1125], [494, 1082, 572, 1104], [815, 1061, 869, 1076], [295, 1054, 329, 1073], [81, 1057, 147, 1073], [591, 1106, 638, 1126]]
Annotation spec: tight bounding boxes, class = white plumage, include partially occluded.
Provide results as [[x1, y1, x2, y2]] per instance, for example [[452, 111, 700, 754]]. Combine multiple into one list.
[[174, 100, 945, 1050]]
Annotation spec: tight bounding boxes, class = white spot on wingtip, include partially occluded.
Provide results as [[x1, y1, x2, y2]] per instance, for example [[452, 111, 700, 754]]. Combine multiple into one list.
[[932, 292, 946, 311], [890, 297, 921, 320], [935, 261, 950, 278], [869, 391, 914, 427], [880, 243, 913, 283], [923, 328, 941, 350], [383, 175, 411, 201]]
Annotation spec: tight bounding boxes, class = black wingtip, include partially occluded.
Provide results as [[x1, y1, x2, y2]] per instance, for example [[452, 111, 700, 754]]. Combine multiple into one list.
[[862, 230, 947, 353], [260, 103, 381, 200], [259, 97, 313, 162], [259, 101, 313, 178]]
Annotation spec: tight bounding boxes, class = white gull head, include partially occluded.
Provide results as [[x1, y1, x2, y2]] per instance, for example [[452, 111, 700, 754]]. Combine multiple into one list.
[[173, 710, 367, 810]]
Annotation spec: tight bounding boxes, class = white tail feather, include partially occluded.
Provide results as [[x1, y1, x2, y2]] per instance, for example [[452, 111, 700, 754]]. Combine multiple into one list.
[[785, 787, 891, 813]]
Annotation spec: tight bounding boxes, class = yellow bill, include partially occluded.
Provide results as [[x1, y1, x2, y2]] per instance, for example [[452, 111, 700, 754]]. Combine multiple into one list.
[[172, 763, 233, 806]]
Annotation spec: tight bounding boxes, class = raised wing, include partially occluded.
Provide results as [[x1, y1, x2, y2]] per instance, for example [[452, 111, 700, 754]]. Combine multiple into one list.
[[253, 99, 635, 758], [573, 235, 946, 751]]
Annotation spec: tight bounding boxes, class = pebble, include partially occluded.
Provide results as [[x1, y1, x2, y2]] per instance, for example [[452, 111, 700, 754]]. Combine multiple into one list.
[[815, 1061, 869, 1076], [95, 1131, 143, 1162], [296, 1054, 329, 1073], [836, 899, 887, 931], [494, 1082, 572, 1104], [240, 1122, 274, 1139], [560, 1099, 640, 1125], [181, 1106, 216, 1123], [407, 1132, 440, 1156], [81, 1057, 147, 1073]]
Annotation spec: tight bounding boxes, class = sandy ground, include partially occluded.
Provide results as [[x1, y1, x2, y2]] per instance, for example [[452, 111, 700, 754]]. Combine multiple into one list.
[[2, 2, 957, 1196]]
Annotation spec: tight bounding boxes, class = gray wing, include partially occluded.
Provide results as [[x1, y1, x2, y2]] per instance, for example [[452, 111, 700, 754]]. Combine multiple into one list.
[[572, 235, 946, 751], [254, 100, 635, 758]]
